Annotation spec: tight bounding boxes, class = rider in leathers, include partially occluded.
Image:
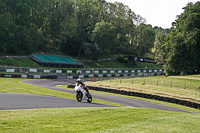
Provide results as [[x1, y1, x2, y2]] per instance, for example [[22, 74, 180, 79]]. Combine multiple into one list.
[[76, 79, 89, 96]]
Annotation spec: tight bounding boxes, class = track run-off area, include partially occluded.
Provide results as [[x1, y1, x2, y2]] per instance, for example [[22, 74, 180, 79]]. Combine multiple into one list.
[[0, 79, 194, 113]]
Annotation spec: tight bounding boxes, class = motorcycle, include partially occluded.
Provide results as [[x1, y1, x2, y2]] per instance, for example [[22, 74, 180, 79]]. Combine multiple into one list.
[[74, 84, 92, 103]]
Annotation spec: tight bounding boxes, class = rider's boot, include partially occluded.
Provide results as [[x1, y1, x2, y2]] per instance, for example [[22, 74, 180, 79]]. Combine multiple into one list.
[[86, 91, 90, 97]]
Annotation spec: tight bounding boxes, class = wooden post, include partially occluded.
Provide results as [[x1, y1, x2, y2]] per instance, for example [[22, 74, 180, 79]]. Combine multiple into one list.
[[156, 80, 158, 86], [196, 85, 200, 91], [143, 79, 146, 85], [170, 81, 172, 88], [184, 83, 186, 89], [132, 79, 133, 84]]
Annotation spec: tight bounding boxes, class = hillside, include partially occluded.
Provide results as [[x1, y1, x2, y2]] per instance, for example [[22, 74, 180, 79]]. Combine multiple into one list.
[[0, 57, 162, 69], [83, 60, 162, 68]]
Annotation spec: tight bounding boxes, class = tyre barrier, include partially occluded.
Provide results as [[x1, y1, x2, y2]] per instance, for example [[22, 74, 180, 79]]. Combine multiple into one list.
[[68, 84, 200, 109], [0, 74, 57, 79], [0, 74, 21, 78]]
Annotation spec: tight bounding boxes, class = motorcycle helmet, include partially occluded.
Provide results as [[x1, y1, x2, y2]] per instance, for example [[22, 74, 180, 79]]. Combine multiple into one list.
[[77, 78, 82, 84]]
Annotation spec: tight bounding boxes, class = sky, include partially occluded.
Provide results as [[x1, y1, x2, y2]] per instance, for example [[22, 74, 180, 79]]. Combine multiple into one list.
[[107, 0, 199, 28]]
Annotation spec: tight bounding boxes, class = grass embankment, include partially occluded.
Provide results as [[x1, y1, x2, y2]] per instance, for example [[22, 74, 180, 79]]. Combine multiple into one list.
[[82, 60, 163, 68], [0, 57, 40, 67], [0, 57, 162, 68], [0, 77, 200, 132], [0, 78, 73, 98], [1, 107, 200, 132], [85, 75, 200, 104], [58, 75, 200, 114]]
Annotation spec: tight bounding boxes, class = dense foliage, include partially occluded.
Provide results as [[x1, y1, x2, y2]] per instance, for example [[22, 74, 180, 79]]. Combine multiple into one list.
[[1, 0, 199, 75], [0, 0, 155, 59], [154, 2, 200, 75]]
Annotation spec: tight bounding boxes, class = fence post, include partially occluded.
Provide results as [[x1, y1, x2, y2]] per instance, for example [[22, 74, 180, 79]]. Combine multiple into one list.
[[184, 83, 186, 89], [196, 85, 200, 91], [170, 81, 172, 88], [156, 80, 158, 86], [143, 79, 146, 85], [132, 79, 133, 84]]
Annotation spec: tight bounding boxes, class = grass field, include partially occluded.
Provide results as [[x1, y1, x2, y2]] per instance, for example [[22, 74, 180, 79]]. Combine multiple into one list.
[[82, 60, 163, 68], [85, 75, 200, 104], [0, 57, 40, 67], [0, 77, 200, 132], [1, 107, 200, 132], [0, 57, 162, 69]]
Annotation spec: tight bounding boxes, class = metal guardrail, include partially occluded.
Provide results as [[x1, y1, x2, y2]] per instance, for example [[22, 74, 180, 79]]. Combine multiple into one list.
[[0, 65, 164, 74], [0, 65, 165, 80], [0, 71, 164, 80]]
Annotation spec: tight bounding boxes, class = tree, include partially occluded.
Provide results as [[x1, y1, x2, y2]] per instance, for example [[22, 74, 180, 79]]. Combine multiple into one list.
[[89, 21, 116, 60], [164, 2, 200, 74], [66, 0, 103, 58], [103, 2, 137, 54], [0, 0, 156, 59], [0, 15, 21, 54], [135, 24, 155, 57], [83, 42, 100, 61], [153, 28, 167, 64]]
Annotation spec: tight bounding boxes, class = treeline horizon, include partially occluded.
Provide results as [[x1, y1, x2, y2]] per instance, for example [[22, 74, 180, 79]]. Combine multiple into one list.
[[154, 2, 200, 75], [0, 0, 199, 75], [0, 0, 167, 57]]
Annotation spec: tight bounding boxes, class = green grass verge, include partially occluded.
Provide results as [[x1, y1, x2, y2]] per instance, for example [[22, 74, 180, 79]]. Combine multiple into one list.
[[0, 77, 200, 132], [83, 60, 163, 68], [174, 75, 200, 79], [134, 61, 163, 68], [0, 78, 73, 98], [83, 60, 124, 68], [0, 57, 163, 69], [0, 57, 40, 67], [1, 107, 200, 132]]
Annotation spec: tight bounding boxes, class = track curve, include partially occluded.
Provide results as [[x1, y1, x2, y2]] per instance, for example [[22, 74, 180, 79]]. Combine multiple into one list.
[[22, 79, 194, 113], [0, 93, 113, 110]]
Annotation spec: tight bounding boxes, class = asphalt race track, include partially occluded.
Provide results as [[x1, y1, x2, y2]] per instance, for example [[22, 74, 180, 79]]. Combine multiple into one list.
[[0, 79, 194, 113], [0, 93, 114, 110]]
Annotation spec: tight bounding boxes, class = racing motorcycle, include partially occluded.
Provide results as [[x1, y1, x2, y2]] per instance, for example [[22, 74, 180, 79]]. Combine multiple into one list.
[[74, 84, 92, 103]]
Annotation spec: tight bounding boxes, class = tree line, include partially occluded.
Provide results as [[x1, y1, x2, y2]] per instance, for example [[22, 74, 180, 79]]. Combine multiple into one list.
[[0, 0, 157, 58], [0, 0, 199, 75], [154, 2, 200, 75]]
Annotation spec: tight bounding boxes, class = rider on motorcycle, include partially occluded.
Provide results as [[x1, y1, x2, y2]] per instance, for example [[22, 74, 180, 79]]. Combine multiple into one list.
[[76, 78, 89, 95]]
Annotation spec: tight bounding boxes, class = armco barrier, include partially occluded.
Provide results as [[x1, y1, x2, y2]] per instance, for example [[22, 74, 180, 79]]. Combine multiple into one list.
[[0, 65, 165, 75], [0, 72, 163, 79], [68, 85, 200, 109], [65, 72, 164, 79]]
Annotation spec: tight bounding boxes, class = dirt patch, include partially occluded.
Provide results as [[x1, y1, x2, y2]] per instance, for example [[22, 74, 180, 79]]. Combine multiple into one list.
[[170, 76, 200, 80]]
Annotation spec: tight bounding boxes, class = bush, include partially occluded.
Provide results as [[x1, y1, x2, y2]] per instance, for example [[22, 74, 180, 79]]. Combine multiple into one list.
[[117, 57, 128, 64]]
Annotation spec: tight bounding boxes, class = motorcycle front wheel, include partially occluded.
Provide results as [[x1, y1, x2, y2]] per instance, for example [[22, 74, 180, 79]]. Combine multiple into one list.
[[87, 94, 92, 103], [76, 91, 83, 102]]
